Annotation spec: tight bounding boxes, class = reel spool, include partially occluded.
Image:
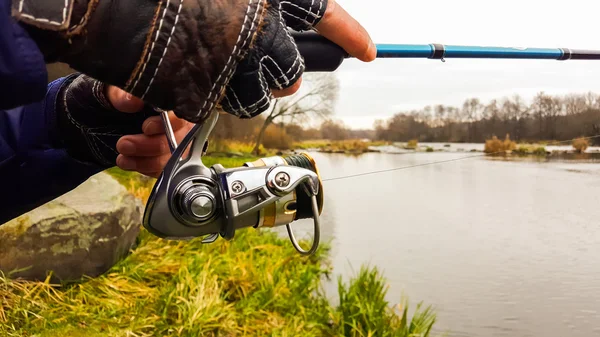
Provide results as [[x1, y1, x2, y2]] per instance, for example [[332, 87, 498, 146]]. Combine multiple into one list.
[[142, 109, 324, 255], [243, 153, 324, 254]]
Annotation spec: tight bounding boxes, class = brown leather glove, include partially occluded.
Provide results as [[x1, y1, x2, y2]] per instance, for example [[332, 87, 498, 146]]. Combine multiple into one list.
[[12, 0, 327, 124]]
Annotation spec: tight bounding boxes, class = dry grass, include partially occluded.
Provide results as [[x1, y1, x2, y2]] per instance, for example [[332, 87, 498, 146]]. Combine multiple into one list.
[[406, 139, 419, 149], [262, 125, 294, 150], [0, 237, 436, 337], [207, 139, 258, 155], [513, 145, 548, 157], [484, 134, 517, 154], [1, 160, 437, 336], [573, 137, 589, 153], [294, 139, 372, 153]]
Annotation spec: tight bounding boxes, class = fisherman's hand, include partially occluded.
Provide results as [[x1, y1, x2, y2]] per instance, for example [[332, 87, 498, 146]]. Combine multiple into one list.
[[15, 0, 374, 124], [106, 86, 193, 178], [57, 74, 189, 178]]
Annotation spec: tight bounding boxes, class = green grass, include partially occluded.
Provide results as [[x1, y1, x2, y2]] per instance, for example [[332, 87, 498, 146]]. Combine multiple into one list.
[[294, 140, 381, 154], [513, 145, 548, 157], [1, 228, 437, 337], [405, 140, 419, 150], [201, 156, 258, 168], [106, 156, 257, 185], [3, 158, 437, 337], [336, 266, 436, 337]]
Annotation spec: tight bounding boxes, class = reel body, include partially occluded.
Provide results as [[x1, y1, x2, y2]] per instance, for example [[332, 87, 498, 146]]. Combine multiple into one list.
[[142, 110, 323, 255]]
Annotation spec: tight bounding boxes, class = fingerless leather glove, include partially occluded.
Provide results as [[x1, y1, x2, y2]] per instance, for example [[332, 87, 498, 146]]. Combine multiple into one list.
[[13, 0, 328, 124], [56, 73, 156, 167]]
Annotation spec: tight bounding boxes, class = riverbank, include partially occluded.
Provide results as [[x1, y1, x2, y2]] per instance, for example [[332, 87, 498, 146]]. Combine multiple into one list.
[[0, 158, 436, 337], [294, 140, 388, 154], [207, 139, 389, 156]]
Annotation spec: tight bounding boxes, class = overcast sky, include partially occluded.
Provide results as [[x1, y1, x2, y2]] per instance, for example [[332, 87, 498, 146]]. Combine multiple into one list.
[[332, 0, 600, 129]]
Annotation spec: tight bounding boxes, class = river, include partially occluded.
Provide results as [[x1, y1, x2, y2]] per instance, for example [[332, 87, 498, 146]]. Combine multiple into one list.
[[288, 147, 600, 337]]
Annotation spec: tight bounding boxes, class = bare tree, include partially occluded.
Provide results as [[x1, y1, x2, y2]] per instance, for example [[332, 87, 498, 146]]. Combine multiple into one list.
[[545, 96, 564, 139], [532, 92, 550, 138], [252, 73, 339, 154], [320, 119, 349, 140], [482, 99, 500, 137], [500, 94, 529, 140], [584, 91, 600, 110], [462, 98, 482, 141], [372, 91, 599, 143], [564, 94, 588, 115]]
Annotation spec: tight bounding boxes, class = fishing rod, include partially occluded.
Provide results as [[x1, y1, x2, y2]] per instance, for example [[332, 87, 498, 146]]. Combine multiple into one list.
[[293, 31, 600, 72], [142, 31, 600, 257]]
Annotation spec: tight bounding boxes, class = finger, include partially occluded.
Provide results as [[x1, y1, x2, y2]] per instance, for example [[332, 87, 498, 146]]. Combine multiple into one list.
[[315, 1, 377, 62], [116, 154, 170, 173], [106, 86, 145, 113], [142, 111, 190, 136], [272, 77, 302, 98], [260, 15, 305, 92], [116, 134, 170, 157], [221, 62, 272, 118]]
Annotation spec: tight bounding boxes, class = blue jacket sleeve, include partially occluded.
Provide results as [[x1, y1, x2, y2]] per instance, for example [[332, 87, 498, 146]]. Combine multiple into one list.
[[0, 76, 105, 224], [0, 0, 48, 110]]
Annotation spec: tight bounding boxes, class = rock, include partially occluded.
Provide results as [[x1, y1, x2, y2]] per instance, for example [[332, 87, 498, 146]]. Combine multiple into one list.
[[0, 172, 143, 282]]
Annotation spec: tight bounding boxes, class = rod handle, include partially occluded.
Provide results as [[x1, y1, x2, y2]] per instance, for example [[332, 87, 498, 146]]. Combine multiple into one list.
[[292, 31, 349, 72]]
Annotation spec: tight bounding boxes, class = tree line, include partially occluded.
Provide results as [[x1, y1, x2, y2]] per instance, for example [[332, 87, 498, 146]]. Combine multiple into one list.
[[374, 92, 600, 144]]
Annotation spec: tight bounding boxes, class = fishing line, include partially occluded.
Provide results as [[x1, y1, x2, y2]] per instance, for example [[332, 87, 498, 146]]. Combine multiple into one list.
[[321, 134, 600, 183]]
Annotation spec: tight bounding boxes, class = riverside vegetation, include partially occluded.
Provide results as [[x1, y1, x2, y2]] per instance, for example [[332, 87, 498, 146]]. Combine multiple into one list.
[[484, 134, 592, 156], [0, 156, 437, 337]]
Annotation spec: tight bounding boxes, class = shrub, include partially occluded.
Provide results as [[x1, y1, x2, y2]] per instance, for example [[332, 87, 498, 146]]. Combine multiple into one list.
[[513, 145, 547, 157], [532, 146, 548, 156], [262, 125, 293, 150], [406, 139, 418, 149], [573, 137, 589, 153], [329, 139, 369, 152], [484, 134, 516, 154], [426, 147, 434, 152]]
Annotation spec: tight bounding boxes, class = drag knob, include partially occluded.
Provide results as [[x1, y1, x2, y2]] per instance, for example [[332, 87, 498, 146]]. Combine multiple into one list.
[[181, 186, 216, 222]]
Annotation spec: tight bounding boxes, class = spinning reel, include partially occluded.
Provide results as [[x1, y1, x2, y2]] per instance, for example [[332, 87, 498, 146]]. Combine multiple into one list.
[[142, 109, 324, 255]]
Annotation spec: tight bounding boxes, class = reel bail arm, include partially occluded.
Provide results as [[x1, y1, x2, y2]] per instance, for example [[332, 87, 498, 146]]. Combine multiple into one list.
[[143, 108, 323, 255]]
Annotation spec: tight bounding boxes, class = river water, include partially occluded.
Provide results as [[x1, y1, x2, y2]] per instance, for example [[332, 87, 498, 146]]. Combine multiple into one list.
[[290, 148, 600, 337]]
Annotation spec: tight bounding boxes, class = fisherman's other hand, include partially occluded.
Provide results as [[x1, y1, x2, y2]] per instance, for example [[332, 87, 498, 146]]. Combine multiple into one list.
[[57, 74, 189, 178], [107, 86, 193, 178], [14, 0, 375, 124]]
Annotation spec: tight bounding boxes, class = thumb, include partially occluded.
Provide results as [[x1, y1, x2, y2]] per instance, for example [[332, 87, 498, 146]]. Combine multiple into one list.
[[106, 85, 145, 113]]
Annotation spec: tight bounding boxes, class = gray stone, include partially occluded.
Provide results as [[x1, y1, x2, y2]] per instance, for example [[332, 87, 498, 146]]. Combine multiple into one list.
[[0, 172, 143, 282]]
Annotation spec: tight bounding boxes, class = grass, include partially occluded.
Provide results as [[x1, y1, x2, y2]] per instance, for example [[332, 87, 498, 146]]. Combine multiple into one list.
[[405, 140, 419, 150], [335, 266, 436, 337], [209, 138, 388, 156], [293, 140, 383, 154], [0, 237, 436, 337], [206, 139, 258, 155], [573, 137, 589, 154], [512, 145, 548, 157], [3, 159, 437, 337], [484, 134, 517, 154]]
